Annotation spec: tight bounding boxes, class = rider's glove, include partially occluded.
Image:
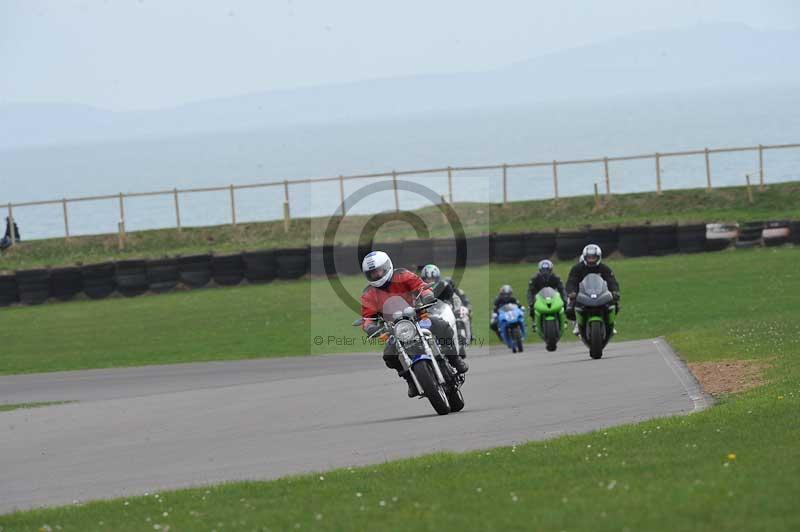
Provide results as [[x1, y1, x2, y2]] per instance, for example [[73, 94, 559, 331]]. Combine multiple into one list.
[[612, 291, 621, 302], [365, 323, 382, 337], [420, 291, 435, 305]]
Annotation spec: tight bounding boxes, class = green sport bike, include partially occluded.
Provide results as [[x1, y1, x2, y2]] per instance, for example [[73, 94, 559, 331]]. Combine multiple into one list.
[[574, 273, 618, 359], [532, 287, 566, 352]]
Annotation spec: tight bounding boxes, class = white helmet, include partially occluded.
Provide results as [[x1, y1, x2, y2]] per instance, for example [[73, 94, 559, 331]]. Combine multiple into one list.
[[362, 250, 394, 288], [581, 244, 602, 267]]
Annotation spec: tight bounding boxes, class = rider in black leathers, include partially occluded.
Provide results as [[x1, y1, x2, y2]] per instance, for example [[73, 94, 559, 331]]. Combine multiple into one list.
[[565, 244, 620, 321], [526, 259, 567, 318]]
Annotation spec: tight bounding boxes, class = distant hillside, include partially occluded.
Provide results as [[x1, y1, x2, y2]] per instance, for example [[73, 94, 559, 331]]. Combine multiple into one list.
[[2, 23, 799, 150]]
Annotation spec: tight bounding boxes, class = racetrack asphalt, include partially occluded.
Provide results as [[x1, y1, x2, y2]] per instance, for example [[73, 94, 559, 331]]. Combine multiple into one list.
[[0, 338, 708, 514]]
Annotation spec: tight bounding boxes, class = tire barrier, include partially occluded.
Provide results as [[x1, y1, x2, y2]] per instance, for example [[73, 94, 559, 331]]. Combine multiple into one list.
[[587, 227, 619, 256], [309, 246, 330, 276], [401, 239, 434, 271], [0, 275, 18, 306], [647, 224, 679, 256], [464, 235, 490, 267], [50, 267, 84, 301], [275, 247, 310, 279], [763, 221, 790, 247], [212, 254, 245, 286], [618, 226, 649, 257], [243, 250, 277, 282], [790, 221, 800, 245], [16, 269, 51, 304], [115, 260, 149, 297], [676, 224, 707, 253], [735, 221, 764, 249], [492, 233, 527, 263], [555, 230, 589, 261], [432, 238, 459, 269], [332, 245, 362, 275], [522, 232, 556, 263], [705, 223, 737, 252], [82, 262, 116, 299], [147, 258, 179, 293], [178, 254, 212, 288]]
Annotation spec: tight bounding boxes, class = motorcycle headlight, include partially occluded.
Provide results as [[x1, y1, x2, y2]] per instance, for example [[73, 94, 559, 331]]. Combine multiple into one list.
[[394, 320, 417, 343]]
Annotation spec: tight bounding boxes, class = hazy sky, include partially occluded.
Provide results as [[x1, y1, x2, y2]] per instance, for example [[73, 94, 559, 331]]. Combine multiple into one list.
[[1, 0, 798, 110]]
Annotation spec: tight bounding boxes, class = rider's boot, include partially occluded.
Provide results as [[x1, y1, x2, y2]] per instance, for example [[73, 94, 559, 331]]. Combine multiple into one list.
[[447, 354, 469, 374], [572, 322, 579, 336], [400, 370, 418, 397]]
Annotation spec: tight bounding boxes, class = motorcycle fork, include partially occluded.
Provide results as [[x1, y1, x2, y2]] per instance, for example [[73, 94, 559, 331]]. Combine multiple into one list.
[[420, 328, 448, 385], [397, 342, 424, 395]]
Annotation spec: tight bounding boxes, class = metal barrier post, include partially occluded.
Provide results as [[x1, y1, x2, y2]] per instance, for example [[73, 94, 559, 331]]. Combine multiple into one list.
[[552, 160, 559, 202], [229, 184, 237, 226], [704, 147, 712, 191], [655, 152, 662, 195], [173, 188, 182, 231], [62, 199, 70, 239], [392, 170, 400, 212]]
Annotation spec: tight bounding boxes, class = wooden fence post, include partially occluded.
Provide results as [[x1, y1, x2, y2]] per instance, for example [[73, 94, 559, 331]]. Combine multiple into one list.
[[593, 183, 601, 210], [603, 157, 611, 198], [392, 171, 400, 213], [552, 160, 559, 202], [229, 184, 237, 226], [283, 180, 291, 232], [118, 193, 126, 241], [7, 203, 15, 246], [704, 148, 712, 191], [62, 199, 70, 239], [655, 152, 662, 195], [447, 166, 453, 203], [338, 175, 346, 216], [502, 163, 508, 207], [117, 221, 126, 250], [758, 144, 765, 191], [745, 174, 754, 204], [173, 188, 182, 231]]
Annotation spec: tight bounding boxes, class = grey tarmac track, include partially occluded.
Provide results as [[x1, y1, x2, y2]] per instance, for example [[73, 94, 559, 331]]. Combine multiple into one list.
[[0, 338, 708, 514]]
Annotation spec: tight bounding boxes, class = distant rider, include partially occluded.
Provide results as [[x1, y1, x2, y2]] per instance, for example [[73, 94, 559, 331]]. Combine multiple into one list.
[[526, 259, 567, 319], [565, 244, 620, 334], [419, 264, 472, 310], [360, 251, 468, 397], [489, 284, 519, 341]]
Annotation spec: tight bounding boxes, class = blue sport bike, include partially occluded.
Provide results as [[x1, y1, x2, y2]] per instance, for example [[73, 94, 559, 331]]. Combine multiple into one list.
[[496, 302, 527, 353]]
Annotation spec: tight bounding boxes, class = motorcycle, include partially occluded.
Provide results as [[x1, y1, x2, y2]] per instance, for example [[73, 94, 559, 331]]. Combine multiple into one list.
[[353, 294, 465, 415], [427, 297, 465, 360], [532, 287, 566, 352], [496, 302, 526, 353], [574, 273, 618, 359]]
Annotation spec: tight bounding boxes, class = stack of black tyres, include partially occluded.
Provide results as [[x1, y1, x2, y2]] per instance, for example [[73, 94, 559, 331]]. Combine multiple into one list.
[[50, 267, 83, 301], [464, 235, 490, 267], [116, 260, 149, 297], [736, 221, 763, 248], [401, 239, 434, 271], [0, 274, 19, 306], [432, 238, 460, 269], [82, 262, 116, 299], [243, 250, 277, 282], [492, 233, 526, 263], [647, 224, 679, 256], [16, 269, 51, 304], [677, 224, 707, 253], [309, 246, 330, 276], [147, 258, 179, 293], [587, 227, 618, 256], [763, 221, 790, 247], [522, 232, 556, 262], [275, 247, 310, 279], [618, 226, 649, 257], [555, 230, 588, 261], [790, 221, 800, 245], [212, 254, 245, 286], [178, 254, 212, 288], [378, 241, 406, 269], [332, 245, 361, 275]]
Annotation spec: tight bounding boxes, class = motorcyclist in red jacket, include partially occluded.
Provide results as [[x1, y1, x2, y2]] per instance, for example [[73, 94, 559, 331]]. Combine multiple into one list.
[[361, 251, 467, 397]]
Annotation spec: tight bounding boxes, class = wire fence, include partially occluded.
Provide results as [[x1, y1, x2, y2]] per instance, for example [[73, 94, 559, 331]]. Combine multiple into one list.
[[3, 141, 799, 244]]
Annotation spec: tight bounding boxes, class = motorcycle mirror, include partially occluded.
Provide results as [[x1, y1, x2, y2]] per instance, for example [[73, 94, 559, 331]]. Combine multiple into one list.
[[352, 318, 363, 327]]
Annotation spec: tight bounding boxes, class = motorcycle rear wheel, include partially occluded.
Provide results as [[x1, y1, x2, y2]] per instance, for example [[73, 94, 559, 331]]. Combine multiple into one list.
[[413, 361, 451, 415], [512, 325, 524, 353], [589, 321, 605, 359]]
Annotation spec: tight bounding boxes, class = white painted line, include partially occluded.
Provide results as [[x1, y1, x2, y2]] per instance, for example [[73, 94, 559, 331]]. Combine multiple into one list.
[[653, 338, 711, 412]]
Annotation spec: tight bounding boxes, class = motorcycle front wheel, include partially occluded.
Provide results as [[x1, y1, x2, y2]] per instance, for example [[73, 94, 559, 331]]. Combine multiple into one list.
[[413, 361, 451, 415], [544, 319, 559, 351], [512, 325, 524, 353], [589, 321, 605, 359]]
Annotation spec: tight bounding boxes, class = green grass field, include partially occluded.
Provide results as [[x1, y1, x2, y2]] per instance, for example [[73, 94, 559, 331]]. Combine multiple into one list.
[[2, 181, 798, 271], [2, 247, 798, 530]]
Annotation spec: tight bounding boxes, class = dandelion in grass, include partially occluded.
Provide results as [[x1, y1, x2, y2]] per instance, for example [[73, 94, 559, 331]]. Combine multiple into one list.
[[356, 492, 362, 498], [727, 453, 737, 461], [379, 500, 386, 507]]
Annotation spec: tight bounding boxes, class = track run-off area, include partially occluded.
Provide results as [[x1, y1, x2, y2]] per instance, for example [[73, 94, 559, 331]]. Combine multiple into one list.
[[0, 338, 707, 514]]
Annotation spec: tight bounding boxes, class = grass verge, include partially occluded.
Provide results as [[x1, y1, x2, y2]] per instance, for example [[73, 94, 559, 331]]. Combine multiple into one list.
[[1, 248, 798, 530], [1, 181, 798, 271], [0, 401, 70, 413]]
